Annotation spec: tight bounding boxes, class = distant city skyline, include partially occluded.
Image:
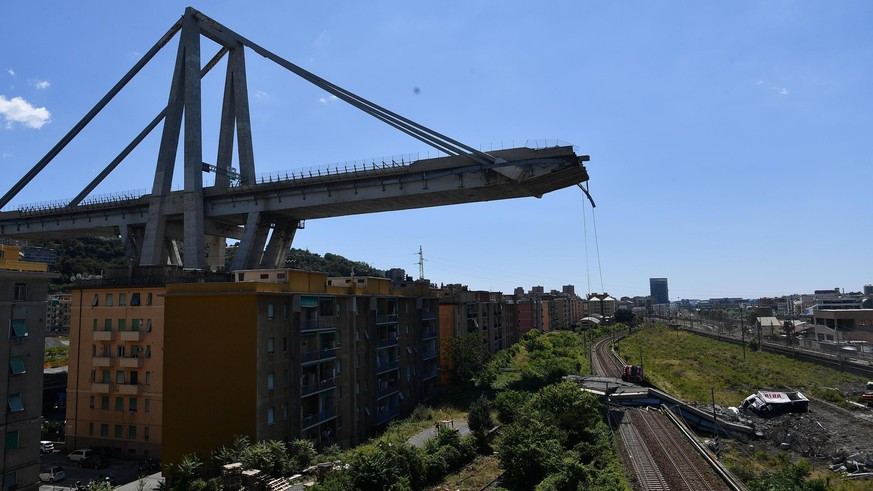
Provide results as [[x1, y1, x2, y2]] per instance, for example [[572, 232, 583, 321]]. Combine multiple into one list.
[[2, 2, 871, 299]]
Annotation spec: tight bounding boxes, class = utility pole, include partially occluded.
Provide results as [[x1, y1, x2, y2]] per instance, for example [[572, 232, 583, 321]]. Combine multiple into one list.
[[741, 314, 746, 361]]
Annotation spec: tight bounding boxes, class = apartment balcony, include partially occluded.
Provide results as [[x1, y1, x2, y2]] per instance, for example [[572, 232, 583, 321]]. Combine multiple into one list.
[[118, 356, 143, 368], [377, 385, 399, 399], [118, 330, 144, 342], [117, 383, 141, 395], [422, 387, 439, 402], [91, 383, 111, 393], [376, 314, 398, 325], [301, 377, 337, 397], [422, 368, 439, 381], [422, 327, 437, 340], [374, 405, 400, 425], [420, 311, 437, 321], [375, 358, 399, 374], [301, 407, 337, 431], [300, 348, 337, 365], [376, 336, 398, 349], [93, 331, 114, 341], [92, 356, 112, 367]]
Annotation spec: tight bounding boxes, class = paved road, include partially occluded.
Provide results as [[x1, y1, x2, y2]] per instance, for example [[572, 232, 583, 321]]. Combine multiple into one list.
[[407, 420, 470, 448]]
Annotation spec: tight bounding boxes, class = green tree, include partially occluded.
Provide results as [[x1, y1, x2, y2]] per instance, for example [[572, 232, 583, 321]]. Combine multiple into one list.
[[241, 440, 291, 477], [346, 445, 412, 491], [444, 332, 491, 385], [172, 454, 207, 491], [493, 390, 529, 424], [287, 439, 317, 473], [467, 394, 494, 450], [496, 419, 565, 489]]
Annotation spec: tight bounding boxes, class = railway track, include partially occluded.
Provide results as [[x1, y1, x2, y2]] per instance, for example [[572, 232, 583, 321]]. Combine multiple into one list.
[[593, 333, 742, 490]]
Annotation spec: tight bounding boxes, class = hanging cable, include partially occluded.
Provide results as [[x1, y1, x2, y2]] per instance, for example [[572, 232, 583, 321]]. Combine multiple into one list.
[[588, 182, 605, 293], [582, 190, 591, 297]]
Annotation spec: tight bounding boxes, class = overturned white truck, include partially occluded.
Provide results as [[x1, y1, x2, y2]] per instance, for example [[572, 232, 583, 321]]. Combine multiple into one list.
[[741, 390, 809, 416]]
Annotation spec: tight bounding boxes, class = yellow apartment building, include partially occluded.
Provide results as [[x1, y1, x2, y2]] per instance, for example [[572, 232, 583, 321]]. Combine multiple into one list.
[[65, 285, 165, 458], [160, 269, 438, 467]]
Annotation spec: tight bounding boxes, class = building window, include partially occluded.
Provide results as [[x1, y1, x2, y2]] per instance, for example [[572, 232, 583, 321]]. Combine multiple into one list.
[[115, 397, 124, 411], [10, 319, 27, 339], [92, 294, 99, 307], [119, 293, 127, 306], [4, 471, 17, 490], [129, 397, 138, 412], [128, 426, 136, 440], [260, 273, 269, 280], [132, 319, 140, 331], [146, 319, 152, 332], [102, 370, 110, 383], [9, 356, 25, 375], [267, 373, 274, 390], [237, 273, 245, 281], [105, 294, 113, 307], [283, 337, 287, 352], [145, 399, 150, 413], [118, 319, 126, 331], [89, 396, 95, 409], [267, 303, 274, 320], [6, 429, 19, 450], [100, 424, 109, 437], [130, 293, 141, 306], [267, 407, 275, 425], [88, 423, 94, 436], [13, 283, 26, 301], [114, 425, 122, 438], [267, 337, 275, 353], [104, 319, 112, 331], [282, 304, 288, 320], [101, 396, 109, 410], [116, 371, 125, 384], [145, 371, 151, 385], [7, 394, 23, 412], [144, 426, 150, 441], [146, 293, 153, 306]]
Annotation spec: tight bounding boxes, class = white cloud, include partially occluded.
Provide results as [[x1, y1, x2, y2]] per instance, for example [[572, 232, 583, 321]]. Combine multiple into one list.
[[776, 87, 790, 96], [755, 80, 764, 86], [7, 68, 14, 76], [2, 152, 11, 158], [318, 95, 338, 104], [0, 95, 51, 129], [254, 90, 268, 99], [34, 80, 50, 89]]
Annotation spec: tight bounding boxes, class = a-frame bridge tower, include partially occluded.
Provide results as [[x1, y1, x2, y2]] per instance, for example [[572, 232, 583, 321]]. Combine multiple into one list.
[[0, 8, 590, 272]]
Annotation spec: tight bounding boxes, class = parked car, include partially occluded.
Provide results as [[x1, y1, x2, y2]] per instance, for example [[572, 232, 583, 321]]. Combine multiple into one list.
[[66, 449, 93, 462], [78, 455, 109, 469], [40, 441, 55, 454], [39, 466, 66, 483], [79, 455, 109, 469]]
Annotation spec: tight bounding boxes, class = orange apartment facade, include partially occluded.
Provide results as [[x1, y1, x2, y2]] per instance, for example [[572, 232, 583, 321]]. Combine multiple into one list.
[[65, 286, 165, 457]]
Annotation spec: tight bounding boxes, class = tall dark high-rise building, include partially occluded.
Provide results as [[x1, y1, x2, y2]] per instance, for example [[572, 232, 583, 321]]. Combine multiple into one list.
[[650, 278, 669, 305]]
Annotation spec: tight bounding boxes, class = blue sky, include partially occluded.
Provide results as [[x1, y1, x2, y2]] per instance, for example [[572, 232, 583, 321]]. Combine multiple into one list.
[[1, 1, 871, 299]]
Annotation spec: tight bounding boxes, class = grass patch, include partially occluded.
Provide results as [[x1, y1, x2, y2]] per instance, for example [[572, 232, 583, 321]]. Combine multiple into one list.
[[425, 454, 501, 491], [618, 325, 868, 408]]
